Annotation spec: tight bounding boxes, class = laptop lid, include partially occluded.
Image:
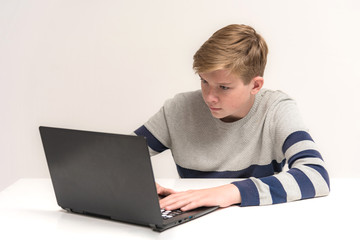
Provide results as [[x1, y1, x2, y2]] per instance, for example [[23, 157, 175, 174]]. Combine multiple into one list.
[[39, 126, 164, 227]]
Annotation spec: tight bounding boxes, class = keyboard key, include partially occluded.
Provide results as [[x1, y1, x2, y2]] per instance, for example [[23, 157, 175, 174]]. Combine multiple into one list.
[[161, 208, 184, 220]]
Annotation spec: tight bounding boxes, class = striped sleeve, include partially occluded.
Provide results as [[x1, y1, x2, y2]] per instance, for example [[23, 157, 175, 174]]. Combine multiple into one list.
[[233, 130, 330, 207], [284, 131, 330, 197], [233, 97, 330, 207], [133, 102, 173, 157]]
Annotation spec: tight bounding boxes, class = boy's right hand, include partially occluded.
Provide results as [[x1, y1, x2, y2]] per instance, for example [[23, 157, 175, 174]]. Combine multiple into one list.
[[156, 182, 176, 197]]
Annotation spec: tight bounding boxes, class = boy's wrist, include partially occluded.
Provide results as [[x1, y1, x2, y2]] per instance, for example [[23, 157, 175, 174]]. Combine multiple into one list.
[[223, 184, 242, 206]]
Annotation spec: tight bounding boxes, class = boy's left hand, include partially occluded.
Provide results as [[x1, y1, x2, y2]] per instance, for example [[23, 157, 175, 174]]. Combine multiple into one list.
[[159, 184, 241, 211]]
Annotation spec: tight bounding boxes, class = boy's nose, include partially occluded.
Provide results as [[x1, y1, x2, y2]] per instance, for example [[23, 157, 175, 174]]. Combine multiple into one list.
[[205, 88, 219, 104]]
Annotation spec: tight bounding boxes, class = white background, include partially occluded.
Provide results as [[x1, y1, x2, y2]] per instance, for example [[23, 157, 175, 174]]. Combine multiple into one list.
[[1, 0, 359, 191]]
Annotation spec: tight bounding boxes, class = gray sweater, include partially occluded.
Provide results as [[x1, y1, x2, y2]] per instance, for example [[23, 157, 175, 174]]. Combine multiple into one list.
[[134, 89, 330, 206]]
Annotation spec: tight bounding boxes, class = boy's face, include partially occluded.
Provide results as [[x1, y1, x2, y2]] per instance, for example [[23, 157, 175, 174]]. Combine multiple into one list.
[[199, 69, 261, 122]]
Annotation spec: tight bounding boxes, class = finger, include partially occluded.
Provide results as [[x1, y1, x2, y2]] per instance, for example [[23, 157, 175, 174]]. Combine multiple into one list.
[[160, 191, 190, 204], [163, 198, 192, 211], [160, 191, 199, 210], [159, 187, 176, 196], [156, 183, 176, 196], [180, 201, 201, 212], [164, 196, 204, 211], [159, 193, 184, 209]]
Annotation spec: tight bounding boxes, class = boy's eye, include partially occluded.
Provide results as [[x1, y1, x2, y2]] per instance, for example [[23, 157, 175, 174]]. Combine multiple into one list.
[[220, 85, 230, 90]]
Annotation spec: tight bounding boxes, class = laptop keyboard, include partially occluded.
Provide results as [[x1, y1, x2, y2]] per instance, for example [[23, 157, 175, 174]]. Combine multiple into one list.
[[161, 209, 184, 220]]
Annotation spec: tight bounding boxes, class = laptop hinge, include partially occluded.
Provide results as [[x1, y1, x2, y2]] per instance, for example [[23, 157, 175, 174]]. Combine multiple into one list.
[[149, 224, 161, 230], [63, 207, 72, 212]]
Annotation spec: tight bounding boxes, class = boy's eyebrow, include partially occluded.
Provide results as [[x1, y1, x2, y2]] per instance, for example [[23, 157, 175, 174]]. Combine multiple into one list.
[[199, 75, 232, 85]]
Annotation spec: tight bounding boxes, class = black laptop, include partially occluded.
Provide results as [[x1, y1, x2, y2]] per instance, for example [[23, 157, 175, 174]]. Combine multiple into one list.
[[39, 126, 218, 231]]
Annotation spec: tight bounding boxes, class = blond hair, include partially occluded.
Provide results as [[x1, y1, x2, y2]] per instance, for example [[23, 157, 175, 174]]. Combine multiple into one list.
[[193, 24, 268, 84]]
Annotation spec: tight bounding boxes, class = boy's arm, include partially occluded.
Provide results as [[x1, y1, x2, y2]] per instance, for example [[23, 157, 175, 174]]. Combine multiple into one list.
[[133, 102, 172, 157], [232, 130, 330, 206], [232, 100, 330, 206], [133, 124, 169, 157]]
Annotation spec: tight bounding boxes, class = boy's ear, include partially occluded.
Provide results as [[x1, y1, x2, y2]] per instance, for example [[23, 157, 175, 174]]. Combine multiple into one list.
[[250, 76, 264, 94]]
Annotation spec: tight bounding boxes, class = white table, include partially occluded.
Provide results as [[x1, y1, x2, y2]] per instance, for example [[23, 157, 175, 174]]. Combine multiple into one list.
[[0, 178, 359, 239]]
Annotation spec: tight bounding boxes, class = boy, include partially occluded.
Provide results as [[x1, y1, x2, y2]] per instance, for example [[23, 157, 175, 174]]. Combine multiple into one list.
[[134, 24, 330, 211]]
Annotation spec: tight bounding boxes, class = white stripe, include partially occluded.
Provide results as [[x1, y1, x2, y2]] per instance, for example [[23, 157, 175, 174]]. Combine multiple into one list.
[[274, 173, 302, 202], [285, 140, 319, 160], [295, 165, 330, 197], [291, 157, 325, 168], [251, 177, 273, 205]]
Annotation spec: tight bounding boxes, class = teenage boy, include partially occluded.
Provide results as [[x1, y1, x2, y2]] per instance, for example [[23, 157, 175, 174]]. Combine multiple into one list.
[[134, 24, 330, 211]]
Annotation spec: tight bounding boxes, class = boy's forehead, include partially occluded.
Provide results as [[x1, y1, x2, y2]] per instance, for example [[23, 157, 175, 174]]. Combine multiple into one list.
[[199, 69, 242, 83]]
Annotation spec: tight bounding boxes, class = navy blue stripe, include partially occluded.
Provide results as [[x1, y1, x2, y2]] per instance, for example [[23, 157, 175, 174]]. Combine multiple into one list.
[[232, 179, 260, 206], [288, 149, 323, 168], [305, 164, 330, 190], [134, 125, 169, 153], [260, 176, 287, 204], [282, 131, 314, 153], [288, 168, 315, 199], [176, 159, 286, 179]]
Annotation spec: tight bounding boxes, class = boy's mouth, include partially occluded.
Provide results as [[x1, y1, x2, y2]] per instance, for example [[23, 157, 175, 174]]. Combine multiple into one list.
[[209, 107, 222, 111]]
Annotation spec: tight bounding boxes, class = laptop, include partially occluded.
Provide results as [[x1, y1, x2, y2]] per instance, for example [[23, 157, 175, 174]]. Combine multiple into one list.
[[39, 126, 218, 231]]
